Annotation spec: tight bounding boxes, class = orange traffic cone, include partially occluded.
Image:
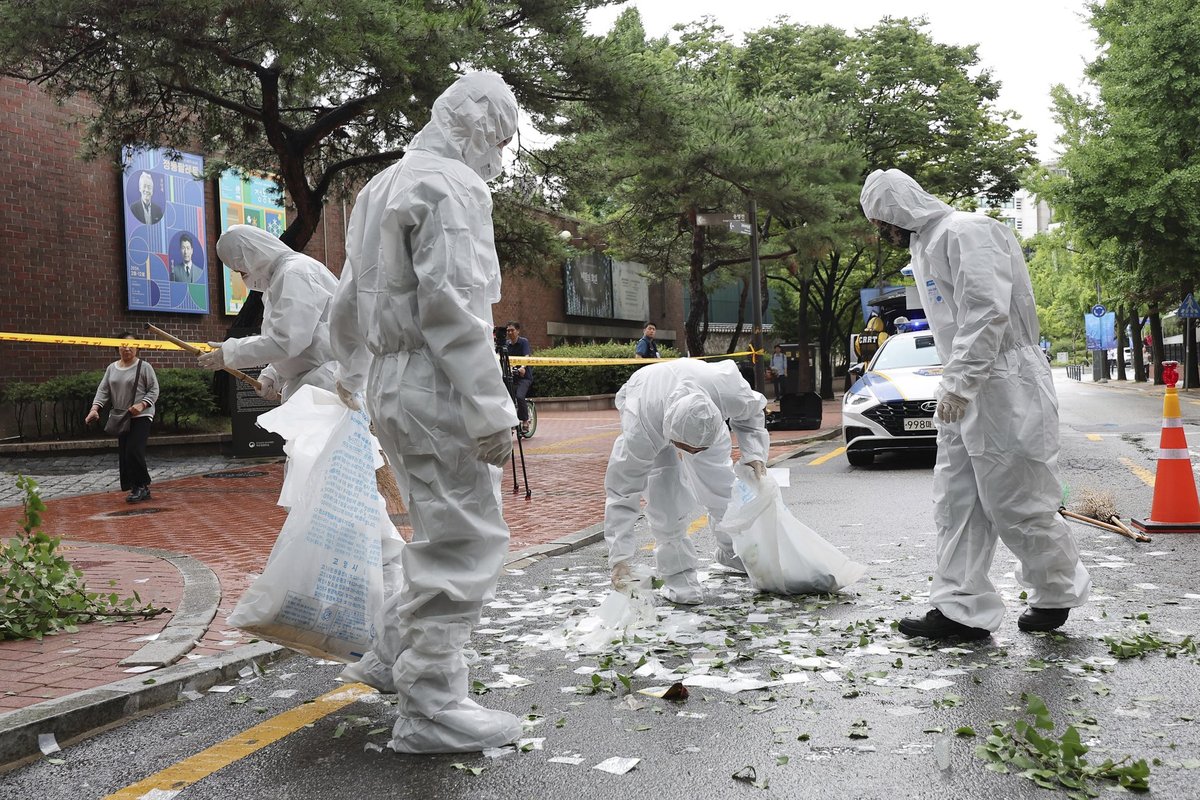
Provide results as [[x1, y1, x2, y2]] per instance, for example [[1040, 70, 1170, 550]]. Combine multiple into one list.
[[1133, 361, 1200, 533]]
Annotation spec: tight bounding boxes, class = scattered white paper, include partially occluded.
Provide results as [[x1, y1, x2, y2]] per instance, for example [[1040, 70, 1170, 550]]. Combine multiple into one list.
[[179, 690, 203, 701], [123, 665, 158, 674], [37, 733, 60, 755], [747, 613, 771, 623], [913, 679, 956, 692], [517, 737, 546, 751], [207, 685, 236, 693], [133, 578, 150, 584], [270, 689, 299, 699], [682, 674, 773, 693], [885, 706, 925, 717], [593, 756, 640, 775], [485, 673, 533, 689], [677, 711, 708, 719], [819, 670, 842, 683], [550, 756, 586, 765], [129, 633, 160, 643]]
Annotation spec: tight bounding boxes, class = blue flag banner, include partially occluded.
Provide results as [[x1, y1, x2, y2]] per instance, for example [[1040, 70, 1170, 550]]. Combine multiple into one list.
[[1084, 311, 1116, 350]]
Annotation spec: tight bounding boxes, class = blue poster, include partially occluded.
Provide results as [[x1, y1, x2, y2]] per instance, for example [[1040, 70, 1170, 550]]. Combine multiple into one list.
[[122, 147, 210, 314], [1084, 311, 1116, 350]]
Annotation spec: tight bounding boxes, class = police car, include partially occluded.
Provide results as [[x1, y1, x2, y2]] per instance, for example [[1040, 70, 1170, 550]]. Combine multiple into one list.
[[842, 331, 942, 466]]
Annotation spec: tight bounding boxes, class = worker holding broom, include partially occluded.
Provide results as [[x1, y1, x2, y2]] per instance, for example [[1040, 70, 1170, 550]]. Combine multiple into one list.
[[196, 224, 339, 400]]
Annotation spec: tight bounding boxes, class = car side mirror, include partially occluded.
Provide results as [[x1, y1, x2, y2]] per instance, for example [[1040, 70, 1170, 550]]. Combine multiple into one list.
[[848, 363, 863, 379]]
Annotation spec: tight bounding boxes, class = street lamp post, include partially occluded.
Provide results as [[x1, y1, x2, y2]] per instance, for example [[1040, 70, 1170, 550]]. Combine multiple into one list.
[[747, 197, 766, 394]]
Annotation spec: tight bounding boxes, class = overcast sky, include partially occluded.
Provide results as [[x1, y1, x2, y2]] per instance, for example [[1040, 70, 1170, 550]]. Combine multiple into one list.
[[585, 0, 1099, 162]]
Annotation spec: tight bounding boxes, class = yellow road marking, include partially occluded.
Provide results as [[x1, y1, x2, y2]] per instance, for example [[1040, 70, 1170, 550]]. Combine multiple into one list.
[[808, 447, 846, 466], [524, 430, 616, 454], [105, 685, 373, 799], [1086, 434, 1103, 442], [1120, 457, 1156, 487]]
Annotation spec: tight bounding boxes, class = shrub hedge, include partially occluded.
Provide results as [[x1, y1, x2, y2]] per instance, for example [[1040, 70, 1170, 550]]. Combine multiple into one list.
[[529, 342, 680, 398], [2, 367, 218, 439]]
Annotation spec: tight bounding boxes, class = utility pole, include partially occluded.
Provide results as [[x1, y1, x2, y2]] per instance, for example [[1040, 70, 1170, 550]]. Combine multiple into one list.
[[747, 196, 766, 394]]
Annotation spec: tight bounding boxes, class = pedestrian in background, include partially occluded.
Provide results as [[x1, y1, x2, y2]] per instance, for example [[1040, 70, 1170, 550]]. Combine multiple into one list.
[[770, 344, 787, 400], [860, 168, 1090, 640], [636, 322, 660, 358], [85, 333, 159, 503]]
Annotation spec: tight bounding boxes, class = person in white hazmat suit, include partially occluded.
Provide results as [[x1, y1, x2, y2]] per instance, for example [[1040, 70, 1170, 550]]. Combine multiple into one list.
[[197, 225, 339, 401], [859, 169, 1091, 639], [328, 72, 521, 754], [606, 359, 770, 605]]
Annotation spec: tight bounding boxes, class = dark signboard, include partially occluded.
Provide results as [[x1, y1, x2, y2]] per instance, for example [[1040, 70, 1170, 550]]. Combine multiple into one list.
[[230, 366, 285, 458], [564, 252, 613, 318]]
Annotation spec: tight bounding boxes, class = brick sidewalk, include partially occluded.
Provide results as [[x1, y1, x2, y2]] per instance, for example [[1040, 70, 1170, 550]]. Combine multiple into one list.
[[0, 402, 841, 712]]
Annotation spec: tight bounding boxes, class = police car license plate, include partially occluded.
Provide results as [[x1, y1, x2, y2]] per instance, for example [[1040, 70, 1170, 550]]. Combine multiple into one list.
[[903, 418, 935, 431]]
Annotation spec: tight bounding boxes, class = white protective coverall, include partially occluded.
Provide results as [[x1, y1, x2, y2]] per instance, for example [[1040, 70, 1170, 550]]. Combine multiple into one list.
[[859, 169, 1090, 631], [211, 225, 339, 400], [605, 359, 770, 604], [329, 72, 521, 753]]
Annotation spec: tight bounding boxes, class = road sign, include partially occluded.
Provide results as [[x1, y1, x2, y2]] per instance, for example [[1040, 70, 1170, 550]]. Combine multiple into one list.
[[728, 221, 753, 236], [696, 212, 734, 226], [1091, 304, 1106, 317], [1178, 293, 1200, 319]]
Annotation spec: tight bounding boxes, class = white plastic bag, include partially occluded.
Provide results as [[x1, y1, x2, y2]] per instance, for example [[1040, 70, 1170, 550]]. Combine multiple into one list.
[[257, 385, 357, 509], [718, 466, 865, 594], [228, 405, 398, 662]]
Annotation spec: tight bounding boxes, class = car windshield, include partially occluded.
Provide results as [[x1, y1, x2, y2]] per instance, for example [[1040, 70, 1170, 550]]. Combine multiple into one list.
[[870, 335, 940, 370]]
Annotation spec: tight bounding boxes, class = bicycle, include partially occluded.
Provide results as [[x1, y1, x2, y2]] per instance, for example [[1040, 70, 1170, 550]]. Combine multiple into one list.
[[518, 399, 537, 439]]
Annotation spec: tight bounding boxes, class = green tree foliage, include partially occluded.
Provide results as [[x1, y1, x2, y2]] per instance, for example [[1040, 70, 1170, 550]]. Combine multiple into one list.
[[547, 11, 863, 357], [737, 17, 1036, 396], [0, 0, 625, 251]]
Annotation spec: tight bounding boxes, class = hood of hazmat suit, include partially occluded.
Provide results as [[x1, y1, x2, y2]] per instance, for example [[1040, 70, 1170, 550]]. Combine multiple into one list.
[[663, 388, 724, 449], [860, 169, 1090, 632], [329, 72, 523, 754], [215, 224, 338, 398]]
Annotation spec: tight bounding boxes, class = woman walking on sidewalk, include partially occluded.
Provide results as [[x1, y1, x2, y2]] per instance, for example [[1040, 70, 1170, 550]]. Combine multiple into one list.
[[85, 333, 160, 503]]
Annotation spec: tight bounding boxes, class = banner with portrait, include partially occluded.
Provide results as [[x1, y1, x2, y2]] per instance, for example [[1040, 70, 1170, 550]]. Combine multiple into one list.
[[564, 253, 613, 318], [611, 260, 650, 322], [122, 148, 210, 314], [218, 170, 287, 315]]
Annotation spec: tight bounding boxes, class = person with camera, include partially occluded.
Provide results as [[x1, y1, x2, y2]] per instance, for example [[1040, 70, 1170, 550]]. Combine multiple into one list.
[[504, 321, 534, 434]]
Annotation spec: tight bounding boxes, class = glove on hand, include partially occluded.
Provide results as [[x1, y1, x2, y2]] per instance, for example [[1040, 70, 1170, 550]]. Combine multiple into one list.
[[255, 373, 280, 403], [335, 380, 362, 411], [475, 429, 512, 466], [745, 460, 767, 479], [197, 343, 225, 371], [935, 387, 969, 424]]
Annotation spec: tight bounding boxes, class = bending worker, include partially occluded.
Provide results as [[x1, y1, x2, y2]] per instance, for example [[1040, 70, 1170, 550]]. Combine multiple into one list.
[[198, 225, 338, 400], [860, 168, 1090, 640], [329, 72, 521, 754], [605, 359, 769, 605]]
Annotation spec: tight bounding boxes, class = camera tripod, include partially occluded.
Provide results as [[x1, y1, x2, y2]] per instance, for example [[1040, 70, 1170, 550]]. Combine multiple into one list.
[[495, 327, 532, 500]]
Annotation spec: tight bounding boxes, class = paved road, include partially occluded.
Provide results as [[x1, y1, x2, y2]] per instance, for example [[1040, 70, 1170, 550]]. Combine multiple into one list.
[[7, 374, 1200, 798]]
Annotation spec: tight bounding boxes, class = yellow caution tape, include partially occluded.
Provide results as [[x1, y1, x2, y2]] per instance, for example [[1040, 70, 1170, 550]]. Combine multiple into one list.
[[1, 331, 761, 365], [0, 331, 214, 351]]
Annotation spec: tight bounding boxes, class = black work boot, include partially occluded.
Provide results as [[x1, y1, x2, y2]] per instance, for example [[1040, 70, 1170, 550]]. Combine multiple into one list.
[[1018, 607, 1070, 633], [897, 609, 991, 641]]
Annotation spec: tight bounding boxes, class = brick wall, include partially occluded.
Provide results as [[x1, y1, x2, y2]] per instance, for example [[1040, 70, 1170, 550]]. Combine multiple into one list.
[[0, 78, 685, 431]]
